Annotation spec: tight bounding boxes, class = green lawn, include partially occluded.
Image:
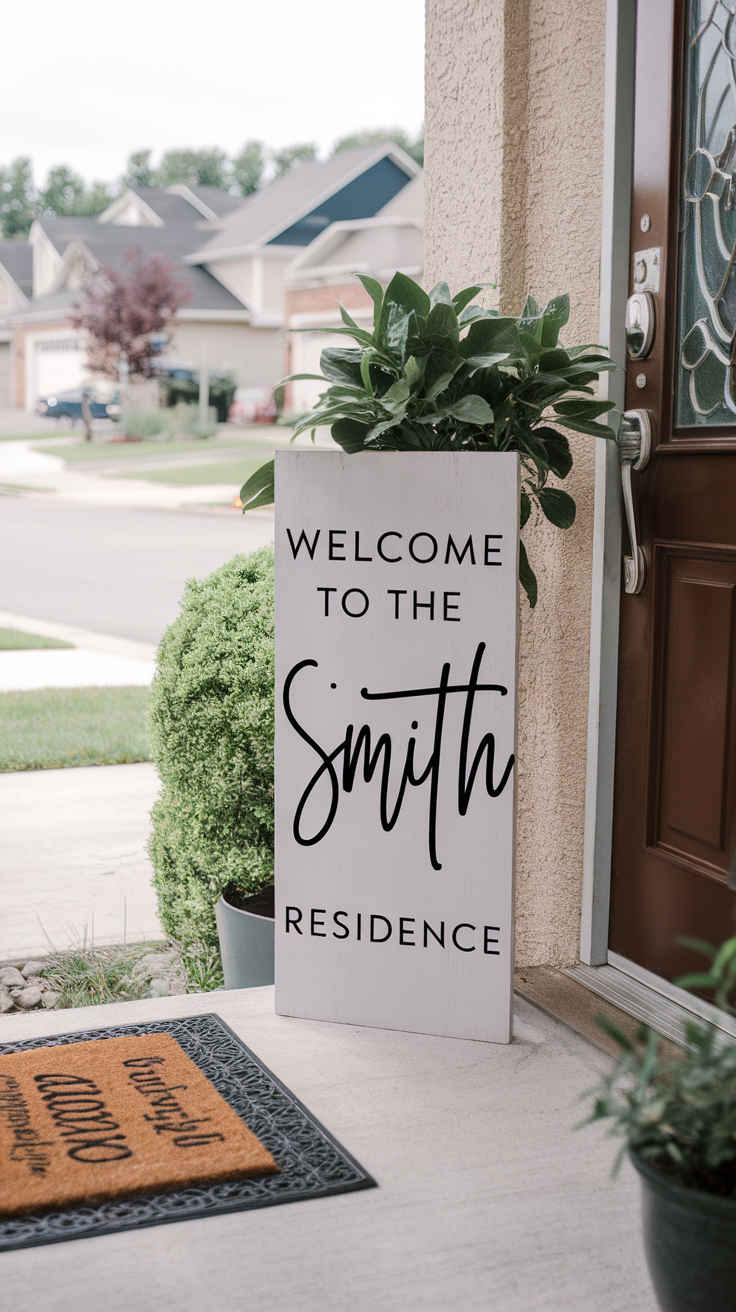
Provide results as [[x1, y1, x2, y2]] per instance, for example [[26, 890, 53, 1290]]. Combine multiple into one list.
[[0, 686, 151, 771], [33, 428, 284, 462], [113, 455, 273, 485], [0, 482, 54, 496], [0, 628, 73, 650]]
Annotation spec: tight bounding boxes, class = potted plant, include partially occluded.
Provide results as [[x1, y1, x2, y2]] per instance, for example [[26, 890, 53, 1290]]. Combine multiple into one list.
[[241, 272, 618, 605], [148, 549, 275, 991], [582, 937, 736, 1312]]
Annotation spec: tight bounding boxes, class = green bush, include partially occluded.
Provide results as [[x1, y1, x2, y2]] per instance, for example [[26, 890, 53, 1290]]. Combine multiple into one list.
[[121, 405, 172, 440], [148, 547, 275, 945]]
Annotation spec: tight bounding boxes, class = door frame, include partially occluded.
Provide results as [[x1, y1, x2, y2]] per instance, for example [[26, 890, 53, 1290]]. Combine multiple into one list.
[[580, 0, 636, 965]]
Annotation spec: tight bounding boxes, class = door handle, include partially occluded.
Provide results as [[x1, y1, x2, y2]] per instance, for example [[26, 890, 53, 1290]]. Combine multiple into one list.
[[618, 409, 651, 595]]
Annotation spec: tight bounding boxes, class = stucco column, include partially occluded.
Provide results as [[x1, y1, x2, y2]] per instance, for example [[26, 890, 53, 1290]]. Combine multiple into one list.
[[424, 0, 607, 966]]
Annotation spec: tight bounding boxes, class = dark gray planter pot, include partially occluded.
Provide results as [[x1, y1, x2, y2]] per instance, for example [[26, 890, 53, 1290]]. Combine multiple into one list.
[[631, 1151, 736, 1312], [216, 895, 274, 989]]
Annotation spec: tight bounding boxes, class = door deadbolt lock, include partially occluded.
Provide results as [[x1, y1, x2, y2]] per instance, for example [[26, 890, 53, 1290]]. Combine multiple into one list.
[[618, 409, 651, 595], [625, 292, 655, 359]]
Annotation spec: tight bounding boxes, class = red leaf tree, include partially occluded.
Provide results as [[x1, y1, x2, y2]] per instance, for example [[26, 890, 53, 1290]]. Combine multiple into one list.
[[71, 246, 191, 380]]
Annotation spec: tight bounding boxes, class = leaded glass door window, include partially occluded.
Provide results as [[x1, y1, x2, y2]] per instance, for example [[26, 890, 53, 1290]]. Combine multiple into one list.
[[677, 0, 736, 425]]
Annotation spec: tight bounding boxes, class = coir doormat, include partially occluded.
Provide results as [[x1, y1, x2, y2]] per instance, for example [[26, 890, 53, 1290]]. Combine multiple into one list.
[[0, 1013, 375, 1251]]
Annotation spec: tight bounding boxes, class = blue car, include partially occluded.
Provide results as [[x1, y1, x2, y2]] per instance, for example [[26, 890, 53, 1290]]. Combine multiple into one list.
[[36, 387, 121, 423]]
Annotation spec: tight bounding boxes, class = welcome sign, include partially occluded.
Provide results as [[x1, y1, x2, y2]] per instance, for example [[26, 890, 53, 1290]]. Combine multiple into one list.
[[275, 451, 519, 1043]]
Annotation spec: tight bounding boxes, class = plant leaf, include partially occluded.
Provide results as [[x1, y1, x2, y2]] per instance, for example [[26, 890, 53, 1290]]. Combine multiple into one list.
[[426, 301, 460, 342], [448, 394, 494, 425], [354, 273, 384, 331], [320, 346, 364, 387], [520, 490, 531, 529], [554, 398, 616, 420], [540, 294, 570, 348], [377, 271, 430, 343], [240, 459, 274, 511], [425, 371, 457, 402], [386, 304, 411, 359], [331, 418, 370, 453], [360, 352, 373, 396], [535, 426, 572, 478], [452, 284, 486, 314], [429, 280, 453, 306], [404, 355, 425, 387], [519, 539, 537, 608], [538, 487, 576, 529], [459, 317, 519, 358]]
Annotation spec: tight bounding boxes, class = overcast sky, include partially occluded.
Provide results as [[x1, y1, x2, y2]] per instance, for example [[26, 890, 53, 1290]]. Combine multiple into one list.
[[1, 0, 425, 186]]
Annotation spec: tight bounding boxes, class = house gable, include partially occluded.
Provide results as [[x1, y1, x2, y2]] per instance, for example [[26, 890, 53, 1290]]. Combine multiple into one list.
[[267, 157, 416, 246]]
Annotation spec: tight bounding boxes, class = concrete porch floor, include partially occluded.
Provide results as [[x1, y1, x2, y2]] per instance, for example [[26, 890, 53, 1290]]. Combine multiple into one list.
[[0, 986, 658, 1311]]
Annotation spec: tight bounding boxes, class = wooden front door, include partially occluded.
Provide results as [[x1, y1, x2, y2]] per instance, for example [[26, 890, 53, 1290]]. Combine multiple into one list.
[[608, 0, 736, 981]]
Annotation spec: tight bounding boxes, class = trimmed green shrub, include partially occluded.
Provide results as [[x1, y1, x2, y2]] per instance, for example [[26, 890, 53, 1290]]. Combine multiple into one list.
[[148, 547, 274, 945]]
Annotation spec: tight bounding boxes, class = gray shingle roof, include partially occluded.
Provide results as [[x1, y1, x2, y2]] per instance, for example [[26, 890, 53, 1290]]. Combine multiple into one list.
[[184, 185, 243, 218], [0, 240, 33, 297], [188, 144, 417, 260], [18, 218, 246, 318], [41, 217, 205, 262], [128, 187, 217, 226]]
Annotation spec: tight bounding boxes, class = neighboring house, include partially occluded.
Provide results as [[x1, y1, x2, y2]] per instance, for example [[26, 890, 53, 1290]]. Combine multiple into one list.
[[0, 147, 418, 411], [0, 241, 32, 406], [185, 144, 420, 341], [282, 176, 423, 413]]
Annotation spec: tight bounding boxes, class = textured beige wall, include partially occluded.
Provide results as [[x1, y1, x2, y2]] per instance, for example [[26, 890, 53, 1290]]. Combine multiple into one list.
[[425, 0, 607, 966]]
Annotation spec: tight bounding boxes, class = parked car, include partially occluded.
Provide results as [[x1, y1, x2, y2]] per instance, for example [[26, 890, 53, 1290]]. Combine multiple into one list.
[[228, 387, 277, 426], [36, 387, 121, 423]]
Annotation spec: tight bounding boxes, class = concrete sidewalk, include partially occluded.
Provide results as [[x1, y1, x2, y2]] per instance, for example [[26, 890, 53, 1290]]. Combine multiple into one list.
[[0, 762, 162, 961], [0, 611, 156, 691], [0, 986, 658, 1311]]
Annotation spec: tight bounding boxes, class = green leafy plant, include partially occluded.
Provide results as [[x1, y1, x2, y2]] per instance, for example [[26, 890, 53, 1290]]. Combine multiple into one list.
[[675, 935, 736, 1016], [581, 1018, 736, 1198], [240, 272, 617, 606], [148, 547, 274, 948], [581, 934, 736, 1198]]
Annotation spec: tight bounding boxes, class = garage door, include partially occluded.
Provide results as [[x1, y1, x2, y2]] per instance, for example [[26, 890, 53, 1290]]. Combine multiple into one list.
[[0, 342, 11, 407], [34, 337, 85, 401]]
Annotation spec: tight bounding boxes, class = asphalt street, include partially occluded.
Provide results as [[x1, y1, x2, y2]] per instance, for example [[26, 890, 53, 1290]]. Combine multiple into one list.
[[0, 497, 274, 644]]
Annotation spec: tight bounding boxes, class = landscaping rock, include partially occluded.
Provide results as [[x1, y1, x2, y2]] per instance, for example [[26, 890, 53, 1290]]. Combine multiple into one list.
[[0, 988, 13, 1014], [41, 991, 60, 1009], [0, 967, 26, 989], [133, 952, 175, 977], [21, 960, 46, 978], [147, 978, 170, 998], [16, 985, 42, 1009]]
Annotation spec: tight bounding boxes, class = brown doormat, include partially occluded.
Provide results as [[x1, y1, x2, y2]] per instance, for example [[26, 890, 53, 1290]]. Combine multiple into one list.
[[0, 1032, 277, 1218], [0, 1013, 375, 1253]]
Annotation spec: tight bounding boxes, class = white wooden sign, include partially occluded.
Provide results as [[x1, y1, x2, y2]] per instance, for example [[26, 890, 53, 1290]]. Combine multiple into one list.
[[274, 451, 518, 1043]]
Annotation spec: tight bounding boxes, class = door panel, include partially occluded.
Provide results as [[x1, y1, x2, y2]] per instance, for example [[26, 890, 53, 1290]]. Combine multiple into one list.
[[652, 548, 736, 874], [609, 0, 736, 980]]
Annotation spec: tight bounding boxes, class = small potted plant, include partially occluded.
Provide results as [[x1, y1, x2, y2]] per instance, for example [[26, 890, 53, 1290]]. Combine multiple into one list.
[[582, 938, 736, 1311], [241, 272, 618, 605]]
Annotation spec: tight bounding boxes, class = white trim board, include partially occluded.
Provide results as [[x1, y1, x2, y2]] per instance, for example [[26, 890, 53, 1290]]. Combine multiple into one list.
[[565, 953, 736, 1049], [580, 0, 636, 965]]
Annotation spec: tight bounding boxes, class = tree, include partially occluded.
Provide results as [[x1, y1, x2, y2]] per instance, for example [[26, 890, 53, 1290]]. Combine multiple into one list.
[[232, 141, 266, 196], [271, 143, 317, 179], [333, 126, 424, 166], [38, 165, 115, 218], [124, 150, 157, 189], [70, 247, 191, 380], [0, 157, 35, 238], [157, 148, 229, 190]]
